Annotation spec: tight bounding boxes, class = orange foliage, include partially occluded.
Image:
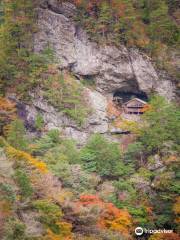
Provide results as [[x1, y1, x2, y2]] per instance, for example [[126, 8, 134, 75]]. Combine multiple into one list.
[[107, 100, 121, 118], [0, 97, 16, 127], [78, 195, 103, 206], [113, 117, 123, 129], [111, 0, 127, 17], [0, 97, 16, 113], [0, 200, 12, 237], [73, 0, 83, 6], [5, 145, 48, 173], [165, 155, 179, 165], [77, 195, 132, 237], [98, 202, 132, 236], [173, 196, 180, 224], [47, 64, 58, 75], [141, 104, 152, 113], [173, 197, 180, 214], [149, 233, 180, 240]]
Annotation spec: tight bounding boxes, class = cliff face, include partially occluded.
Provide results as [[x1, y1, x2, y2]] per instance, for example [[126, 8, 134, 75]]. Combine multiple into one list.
[[18, 0, 178, 144], [34, 1, 176, 100], [1, 3, 179, 238]]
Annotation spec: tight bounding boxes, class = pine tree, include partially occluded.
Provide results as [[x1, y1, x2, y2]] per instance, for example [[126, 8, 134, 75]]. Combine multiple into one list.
[[98, 2, 112, 39], [7, 119, 28, 151], [0, 0, 35, 91]]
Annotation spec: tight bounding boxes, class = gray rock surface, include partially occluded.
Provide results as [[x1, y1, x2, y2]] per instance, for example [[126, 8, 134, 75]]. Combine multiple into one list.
[[34, 3, 176, 100], [20, 88, 108, 144], [147, 155, 164, 171], [22, 211, 44, 237], [87, 89, 108, 134], [0, 149, 14, 178], [130, 175, 151, 194]]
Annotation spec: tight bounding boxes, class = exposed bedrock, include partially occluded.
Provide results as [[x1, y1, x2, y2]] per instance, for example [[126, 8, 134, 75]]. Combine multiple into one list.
[[34, 2, 176, 100]]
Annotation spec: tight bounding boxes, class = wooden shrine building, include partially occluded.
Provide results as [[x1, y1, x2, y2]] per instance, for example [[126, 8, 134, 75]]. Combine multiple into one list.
[[123, 98, 147, 114]]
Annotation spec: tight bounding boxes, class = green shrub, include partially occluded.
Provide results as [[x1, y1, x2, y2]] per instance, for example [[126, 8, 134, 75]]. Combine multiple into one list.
[[33, 200, 62, 234], [138, 167, 154, 180], [6, 119, 28, 151], [14, 169, 33, 199], [4, 218, 26, 240], [43, 73, 89, 125], [0, 0, 36, 92], [139, 95, 180, 154], [0, 183, 16, 203], [34, 114, 44, 131], [43, 142, 98, 195], [81, 134, 128, 177], [124, 142, 144, 166], [32, 129, 61, 155], [44, 139, 80, 165]]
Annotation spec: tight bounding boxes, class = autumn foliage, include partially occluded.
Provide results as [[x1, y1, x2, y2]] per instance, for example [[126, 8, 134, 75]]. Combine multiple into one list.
[[0, 200, 12, 237], [77, 195, 132, 237], [107, 100, 121, 118], [6, 145, 48, 173], [173, 196, 180, 226], [0, 97, 16, 132], [45, 221, 72, 240], [0, 137, 48, 173], [149, 233, 180, 240]]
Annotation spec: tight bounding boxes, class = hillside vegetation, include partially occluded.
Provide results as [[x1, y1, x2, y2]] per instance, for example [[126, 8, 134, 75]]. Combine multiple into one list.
[[72, 0, 179, 79], [0, 1, 180, 240]]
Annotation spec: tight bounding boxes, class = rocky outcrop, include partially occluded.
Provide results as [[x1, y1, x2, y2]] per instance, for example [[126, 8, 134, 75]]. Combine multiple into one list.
[[21, 0, 178, 143], [34, 2, 176, 100], [14, 88, 108, 144], [147, 155, 164, 171], [86, 89, 108, 134]]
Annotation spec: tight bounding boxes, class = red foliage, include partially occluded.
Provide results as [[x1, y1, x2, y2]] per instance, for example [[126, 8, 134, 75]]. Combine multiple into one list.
[[78, 195, 102, 206], [76, 195, 132, 237]]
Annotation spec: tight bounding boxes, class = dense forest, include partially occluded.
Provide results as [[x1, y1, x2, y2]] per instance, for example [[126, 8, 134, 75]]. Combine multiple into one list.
[[0, 1, 180, 240]]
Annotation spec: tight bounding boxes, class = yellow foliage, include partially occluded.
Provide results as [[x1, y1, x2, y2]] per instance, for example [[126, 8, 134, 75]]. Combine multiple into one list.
[[0, 200, 12, 218], [173, 197, 180, 215], [56, 191, 73, 205], [172, 197, 180, 228], [0, 137, 48, 173], [120, 120, 141, 135], [99, 206, 132, 236], [0, 97, 16, 115], [6, 145, 48, 173], [44, 221, 72, 240], [0, 97, 16, 131], [56, 221, 72, 237]]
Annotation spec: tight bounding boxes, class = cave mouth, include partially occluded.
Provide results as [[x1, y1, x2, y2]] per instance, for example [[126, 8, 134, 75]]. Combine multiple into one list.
[[113, 90, 148, 103]]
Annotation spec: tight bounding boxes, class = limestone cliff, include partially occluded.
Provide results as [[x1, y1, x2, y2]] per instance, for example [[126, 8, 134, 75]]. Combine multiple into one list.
[[34, 1, 176, 100], [15, 0, 177, 144]]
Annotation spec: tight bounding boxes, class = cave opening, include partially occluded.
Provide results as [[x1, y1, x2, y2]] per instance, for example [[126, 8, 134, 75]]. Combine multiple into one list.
[[113, 90, 148, 104]]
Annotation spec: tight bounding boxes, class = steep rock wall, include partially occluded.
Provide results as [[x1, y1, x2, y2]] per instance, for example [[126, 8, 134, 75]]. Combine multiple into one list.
[[34, 1, 176, 100]]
